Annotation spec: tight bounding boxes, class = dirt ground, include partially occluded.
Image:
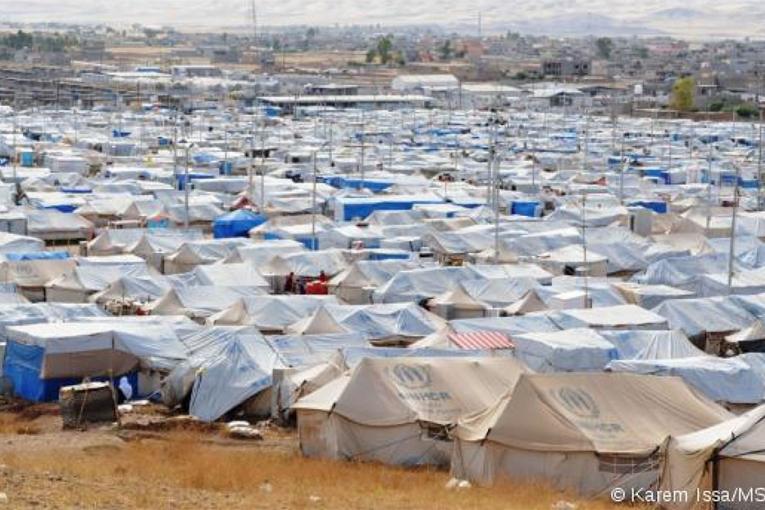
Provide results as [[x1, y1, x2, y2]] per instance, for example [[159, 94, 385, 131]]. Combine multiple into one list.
[[0, 402, 640, 510]]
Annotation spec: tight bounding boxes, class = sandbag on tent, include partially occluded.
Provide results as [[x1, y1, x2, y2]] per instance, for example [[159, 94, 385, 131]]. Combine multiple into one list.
[[188, 333, 282, 422], [451, 373, 732, 493], [606, 356, 765, 404], [660, 405, 765, 510], [293, 356, 529, 467]]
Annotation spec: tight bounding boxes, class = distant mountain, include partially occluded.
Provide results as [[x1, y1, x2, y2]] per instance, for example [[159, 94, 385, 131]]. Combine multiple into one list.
[[1, 1, 762, 38], [652, 8, 706, 20]]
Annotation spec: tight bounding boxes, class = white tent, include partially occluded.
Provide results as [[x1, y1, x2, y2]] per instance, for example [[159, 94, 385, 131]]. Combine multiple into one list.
[[294, 356, 529, 467], [660, 404, 765, 510], [452, 373, 732, 494]]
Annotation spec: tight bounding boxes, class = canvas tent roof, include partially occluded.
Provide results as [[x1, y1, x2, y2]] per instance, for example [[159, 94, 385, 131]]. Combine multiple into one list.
[[606, 355, 765, 404], [660, 404, 765, 507], [293, 356, 529, 427], [548, 304, 668, 330], [457, 373, 732, 455], [189, 333, 281, 422]]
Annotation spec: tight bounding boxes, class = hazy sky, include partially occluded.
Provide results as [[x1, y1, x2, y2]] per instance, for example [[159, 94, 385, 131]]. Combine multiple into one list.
[[1, 1, 762, 38]]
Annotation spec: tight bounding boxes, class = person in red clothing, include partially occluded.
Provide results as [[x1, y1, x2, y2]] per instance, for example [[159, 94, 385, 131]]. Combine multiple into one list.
[[318, 270, 328, 283]]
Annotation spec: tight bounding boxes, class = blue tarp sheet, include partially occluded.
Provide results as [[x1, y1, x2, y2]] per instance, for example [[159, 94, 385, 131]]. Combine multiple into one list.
[[5, 251, 70, 261], [212, 210, 266, 238], [3, 340, 138, 402], [629, 201, 668, 214], [511, 201, 541, 217]]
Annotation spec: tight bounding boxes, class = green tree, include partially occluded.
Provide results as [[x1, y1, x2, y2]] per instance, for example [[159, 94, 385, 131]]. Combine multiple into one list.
[[671, 76, 696, 112], [365, 48, 376, 63], [439, 40, 453, 61], [735, 103, 759, 119], [596, 37, 613, 59], [376, 36, 393, 64]]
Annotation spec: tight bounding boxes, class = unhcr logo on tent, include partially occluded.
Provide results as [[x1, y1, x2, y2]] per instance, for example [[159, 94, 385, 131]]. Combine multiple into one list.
[[553, 387, 600, 419], [390, 364, 431, 389]]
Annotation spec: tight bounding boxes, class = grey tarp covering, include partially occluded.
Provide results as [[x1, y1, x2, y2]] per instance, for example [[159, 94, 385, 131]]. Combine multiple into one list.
[[189, 333, 282, 422]]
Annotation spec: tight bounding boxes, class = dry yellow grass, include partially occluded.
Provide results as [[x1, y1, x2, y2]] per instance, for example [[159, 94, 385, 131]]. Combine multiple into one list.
[[0, 431, 645, 510], [0, 412, 42, 436]]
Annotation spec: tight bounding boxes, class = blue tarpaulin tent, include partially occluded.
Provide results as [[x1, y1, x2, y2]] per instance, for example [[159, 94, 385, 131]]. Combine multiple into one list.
[[3, 340, 138, 402], [511, 201, 541, 217], [212, 210, 267, 238], [5, 251, 70, 261]]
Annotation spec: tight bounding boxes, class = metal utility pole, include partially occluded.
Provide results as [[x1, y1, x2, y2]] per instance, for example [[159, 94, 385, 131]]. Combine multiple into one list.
[[359, 110, 366, 189], [619, 134, 626, 205], [667, 128, 673, 170], [759, 108, 764, 210], [223, 124, 229, 175], [582, 110, 590, 172], [581, 193, 590, 308], [311, 152, 318, 250], [184, 142, 191, 230], [260, 121, 266, 210], [249, 115, 255, 206], [172, 109, 179, 188], [11, 96, 18, 205], [728, 165, 741, 293], [494, 150, 501, 264]]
